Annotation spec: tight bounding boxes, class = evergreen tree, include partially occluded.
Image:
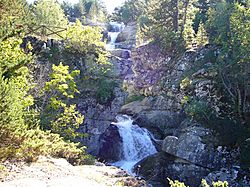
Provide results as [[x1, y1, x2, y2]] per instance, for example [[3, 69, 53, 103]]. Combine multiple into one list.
[[196, 22, 209, 47], [33, 0, 68, 27], [0, 0, 32, 41]]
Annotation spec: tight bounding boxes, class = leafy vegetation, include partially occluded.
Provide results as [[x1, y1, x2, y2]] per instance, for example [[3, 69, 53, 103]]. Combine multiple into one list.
[[40, 63, 84, 140], [125, 94, 145, 104], [33, 0, 68, 27], [96, 78, 116, 105], [0, 0, 110, 165], [0, 0, 32, 41], [65, 19, 111, 76], [61, 0, 108, 23], [111, 0, 146, 24], [168, 178, 229, 187]]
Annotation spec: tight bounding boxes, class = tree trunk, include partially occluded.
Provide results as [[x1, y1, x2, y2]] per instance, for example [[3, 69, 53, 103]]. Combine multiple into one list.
[[180, 0, 190, 38], [172, 0, 179, 32]]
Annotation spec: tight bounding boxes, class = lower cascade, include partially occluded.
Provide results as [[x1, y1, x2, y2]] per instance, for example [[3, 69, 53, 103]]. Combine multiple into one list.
[[112, 115, 157, 174]]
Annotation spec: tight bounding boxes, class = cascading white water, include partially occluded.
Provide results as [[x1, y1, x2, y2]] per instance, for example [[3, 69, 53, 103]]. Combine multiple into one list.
[[112, 115, 157, 174], [106, 22, 125, 50]]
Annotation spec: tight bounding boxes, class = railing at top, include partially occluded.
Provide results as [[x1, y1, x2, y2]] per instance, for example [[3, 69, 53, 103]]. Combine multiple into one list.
[[26, 24, 68, 40]]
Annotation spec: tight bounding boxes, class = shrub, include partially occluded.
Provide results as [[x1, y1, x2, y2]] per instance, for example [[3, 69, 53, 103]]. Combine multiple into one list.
[[41, 62, 84, 141], [125, 94, 145, 104], [185, 100, 214, 122], [168, 178, 229, 187], [0, 128, 94, 165], [96, 78, 116, 105]]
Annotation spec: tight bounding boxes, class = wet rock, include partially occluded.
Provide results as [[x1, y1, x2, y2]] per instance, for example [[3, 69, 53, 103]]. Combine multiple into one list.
[[98, 124, 123, 162], [111, 49, 131, 59]]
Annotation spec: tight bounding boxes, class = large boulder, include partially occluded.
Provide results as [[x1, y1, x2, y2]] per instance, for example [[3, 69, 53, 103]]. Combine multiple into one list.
[[121, 101, 150, 115], [116, 22, 137, 45], [120, 96, 185, 138], [111, 49, 131, 59], [98, 124, 123, 162], [135, 152, 210, 187], [134, 110, 185, 139], [135, 120, 226, 187], [162, 124, 222, 169]]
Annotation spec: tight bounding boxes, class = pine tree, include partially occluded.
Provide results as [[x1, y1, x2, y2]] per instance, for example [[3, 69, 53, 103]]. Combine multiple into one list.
[[196, 22, 208, 47]]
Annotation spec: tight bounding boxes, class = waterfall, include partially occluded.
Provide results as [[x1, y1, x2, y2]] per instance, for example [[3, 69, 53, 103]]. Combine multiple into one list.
[[112, 115, 157, 174], [106, 22, 125, 50]]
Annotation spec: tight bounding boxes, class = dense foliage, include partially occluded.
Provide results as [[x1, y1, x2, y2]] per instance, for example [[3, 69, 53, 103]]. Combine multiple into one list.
[[33, 0, 68, 27], [61, 0, 108, 23], [0, 0, 31, 41], [111, 0, 146, 24], [0, 0, 112, 164]]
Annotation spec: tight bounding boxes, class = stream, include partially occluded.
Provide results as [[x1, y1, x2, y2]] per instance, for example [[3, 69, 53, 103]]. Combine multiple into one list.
[[103, 22, 157, 174]]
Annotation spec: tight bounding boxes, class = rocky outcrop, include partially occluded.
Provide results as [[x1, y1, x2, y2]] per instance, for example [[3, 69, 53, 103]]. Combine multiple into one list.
[[116, 22, 137, 50], [135, 152, 209, 187], [111, 49, 131, 59], [98, 124, 123, 162], [1, 156, 146, 187], [162, 124, 221, 169], [77, 87, 128, 156], [134, 111, 184, 139], [120, 96, 184, 138], [204, 167, 250, 186], [124, 44, 170, 96], [109, 56, 133, 79], [135, 121, 223, 187]]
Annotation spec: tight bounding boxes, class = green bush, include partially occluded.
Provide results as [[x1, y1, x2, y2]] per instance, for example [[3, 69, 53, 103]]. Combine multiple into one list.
[[168, 178, 228, 187], [40, 63, 84, 141], [125, 94, 145, 104], [19, 128, 94, 165], [96, 79, 116, 105], [185, 100, 214, 122], [0, 128, 94, 165]]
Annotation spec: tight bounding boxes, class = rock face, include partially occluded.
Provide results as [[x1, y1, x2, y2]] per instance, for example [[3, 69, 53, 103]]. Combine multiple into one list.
[[120, 96, 184, 138], [116, 22, 137, 50], [77, 87, 128, 156], [98, 124, 123, 162], [162, 124, 221, 169], [134, 110, 184, 139], [135, 152, 209, 187], [125, 43, 170, 96], [109, 56, 133, 79], [135, 121, 223, 187]]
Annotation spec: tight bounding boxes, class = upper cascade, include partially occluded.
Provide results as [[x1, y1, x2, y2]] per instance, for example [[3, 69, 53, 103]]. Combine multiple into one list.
[[106, 22, 125, 50]]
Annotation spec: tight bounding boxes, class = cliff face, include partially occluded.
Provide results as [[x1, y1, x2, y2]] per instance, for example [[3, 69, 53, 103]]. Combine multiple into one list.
[[121, 42, 250, 186]]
